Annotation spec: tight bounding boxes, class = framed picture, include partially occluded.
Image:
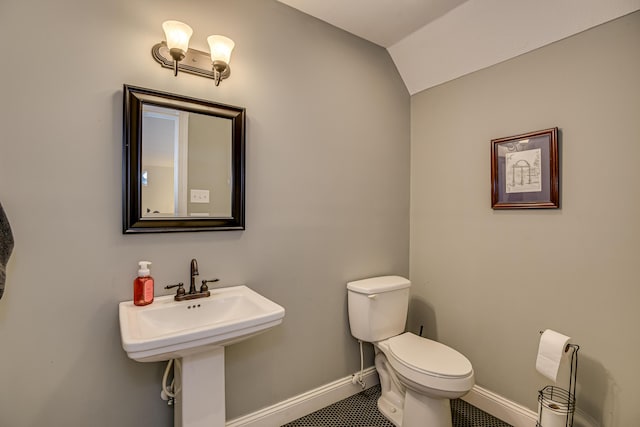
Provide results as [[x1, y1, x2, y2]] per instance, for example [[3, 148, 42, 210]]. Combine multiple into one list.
[[491, 127, 559, 209]]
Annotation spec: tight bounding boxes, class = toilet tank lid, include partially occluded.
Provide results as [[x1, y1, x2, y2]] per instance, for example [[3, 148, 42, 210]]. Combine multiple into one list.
[[347, 276, 410, 294]]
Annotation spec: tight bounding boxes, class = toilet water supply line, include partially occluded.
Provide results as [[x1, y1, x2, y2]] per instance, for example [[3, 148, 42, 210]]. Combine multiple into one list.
[[161, 358, 181, 405], [352, 340, 366, 389]]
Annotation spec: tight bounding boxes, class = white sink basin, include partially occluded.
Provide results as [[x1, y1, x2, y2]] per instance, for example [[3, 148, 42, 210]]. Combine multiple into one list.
[[119, 285, 285, 362]]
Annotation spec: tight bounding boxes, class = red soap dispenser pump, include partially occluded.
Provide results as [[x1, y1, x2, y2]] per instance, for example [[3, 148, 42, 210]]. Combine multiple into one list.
[[134, 261, 154, 306]]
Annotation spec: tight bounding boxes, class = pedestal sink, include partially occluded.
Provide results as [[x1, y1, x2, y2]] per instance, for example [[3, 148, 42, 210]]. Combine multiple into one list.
[[119, 285, 285, 427]]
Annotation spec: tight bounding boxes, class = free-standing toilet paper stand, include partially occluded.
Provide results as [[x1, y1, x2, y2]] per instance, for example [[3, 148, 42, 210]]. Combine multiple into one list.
[[536, 342, 580, 427]]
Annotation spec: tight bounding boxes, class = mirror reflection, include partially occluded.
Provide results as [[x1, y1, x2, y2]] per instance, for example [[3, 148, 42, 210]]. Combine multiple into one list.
[[123, 85, 245, 233], [141, 105, 233, 218]]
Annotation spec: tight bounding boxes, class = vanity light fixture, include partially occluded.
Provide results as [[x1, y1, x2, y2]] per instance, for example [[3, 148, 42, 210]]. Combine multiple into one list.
[[161, 20, 193, 76], [207, 35, 235, 86], [151, 20, 235, 86]]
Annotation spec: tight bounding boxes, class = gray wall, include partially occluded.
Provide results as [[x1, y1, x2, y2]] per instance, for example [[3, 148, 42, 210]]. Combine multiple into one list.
[[409, 12, 640, 427], [0, 1, 409, 426], [187, 113, 232, 217]]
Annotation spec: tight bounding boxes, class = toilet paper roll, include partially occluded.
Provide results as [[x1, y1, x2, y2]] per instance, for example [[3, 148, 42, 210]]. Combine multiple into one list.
[[536, 329, 571, 382], [538, 400, 568, 427]]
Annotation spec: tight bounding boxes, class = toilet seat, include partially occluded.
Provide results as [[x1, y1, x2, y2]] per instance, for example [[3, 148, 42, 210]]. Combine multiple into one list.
[[388, 332, 473, 378], [381, 332, 474, 395]]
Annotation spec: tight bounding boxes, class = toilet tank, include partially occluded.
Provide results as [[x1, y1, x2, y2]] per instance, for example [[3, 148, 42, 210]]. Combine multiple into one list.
[[347, 276, 410, 342]]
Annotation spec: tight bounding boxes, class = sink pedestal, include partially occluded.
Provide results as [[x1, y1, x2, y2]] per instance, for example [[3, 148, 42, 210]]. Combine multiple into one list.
[[174, 347, 225, 427]]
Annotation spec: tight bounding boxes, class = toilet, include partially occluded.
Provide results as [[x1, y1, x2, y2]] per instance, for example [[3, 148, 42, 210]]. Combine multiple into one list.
[[347, 276, 474, 427]]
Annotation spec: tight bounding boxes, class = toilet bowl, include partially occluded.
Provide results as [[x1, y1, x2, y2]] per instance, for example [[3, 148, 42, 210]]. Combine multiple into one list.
[[347, 276, 474, 427]]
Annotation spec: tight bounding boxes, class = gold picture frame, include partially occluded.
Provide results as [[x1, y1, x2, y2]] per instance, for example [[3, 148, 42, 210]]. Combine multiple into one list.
[[491, 128, 559, 209]]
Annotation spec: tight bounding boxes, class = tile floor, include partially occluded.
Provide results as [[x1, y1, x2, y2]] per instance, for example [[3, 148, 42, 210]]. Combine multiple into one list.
[[282, 385, 513, 427]]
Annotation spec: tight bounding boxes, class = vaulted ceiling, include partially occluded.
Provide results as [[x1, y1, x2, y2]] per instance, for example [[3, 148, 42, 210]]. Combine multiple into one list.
[[277, 0, 640, 95]]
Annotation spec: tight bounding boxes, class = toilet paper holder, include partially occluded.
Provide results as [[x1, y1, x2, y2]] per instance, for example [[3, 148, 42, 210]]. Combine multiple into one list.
[[536, 332, 579, 427]]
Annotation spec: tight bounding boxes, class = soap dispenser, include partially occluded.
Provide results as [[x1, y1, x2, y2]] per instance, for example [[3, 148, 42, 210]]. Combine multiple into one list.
[[134, 261, 154, 306]]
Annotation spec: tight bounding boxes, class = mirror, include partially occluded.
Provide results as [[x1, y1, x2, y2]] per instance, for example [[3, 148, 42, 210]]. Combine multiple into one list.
[[123, 85, 245, 233]]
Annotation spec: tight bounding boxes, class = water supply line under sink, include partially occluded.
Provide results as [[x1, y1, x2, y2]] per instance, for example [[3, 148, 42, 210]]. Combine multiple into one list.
[[160, 358, 181, 405]]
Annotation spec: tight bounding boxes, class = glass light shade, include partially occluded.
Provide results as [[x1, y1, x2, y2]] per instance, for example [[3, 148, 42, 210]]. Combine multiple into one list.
[[207, 35, 235, 64], [162, 20, 193, 52]]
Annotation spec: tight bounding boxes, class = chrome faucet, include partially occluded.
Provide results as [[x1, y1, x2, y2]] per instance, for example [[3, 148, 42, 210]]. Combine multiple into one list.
[[165, 258, 219, 301]]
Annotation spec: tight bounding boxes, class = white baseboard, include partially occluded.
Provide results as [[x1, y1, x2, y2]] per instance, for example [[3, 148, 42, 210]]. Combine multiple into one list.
[[226, 368, 546, 427], [462, 386, 601, 427], [462, 385, 537, 427], [225, 367, 380, 427]]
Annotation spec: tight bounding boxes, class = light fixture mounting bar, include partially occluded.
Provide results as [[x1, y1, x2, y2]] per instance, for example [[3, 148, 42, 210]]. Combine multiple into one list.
[[151, 42, 230, 81]]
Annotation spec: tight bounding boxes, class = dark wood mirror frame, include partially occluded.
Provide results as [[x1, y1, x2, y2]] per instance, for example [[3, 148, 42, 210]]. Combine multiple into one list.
[[123, 85, 245, 233]]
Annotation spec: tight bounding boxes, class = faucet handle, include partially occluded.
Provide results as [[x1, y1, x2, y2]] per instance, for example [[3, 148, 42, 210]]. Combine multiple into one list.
[[165, 282, 186, 297], [200, 279, 219, 292]]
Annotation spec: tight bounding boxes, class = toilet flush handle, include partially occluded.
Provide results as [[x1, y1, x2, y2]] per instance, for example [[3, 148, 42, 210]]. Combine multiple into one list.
[[368, 294, 378, 299]]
